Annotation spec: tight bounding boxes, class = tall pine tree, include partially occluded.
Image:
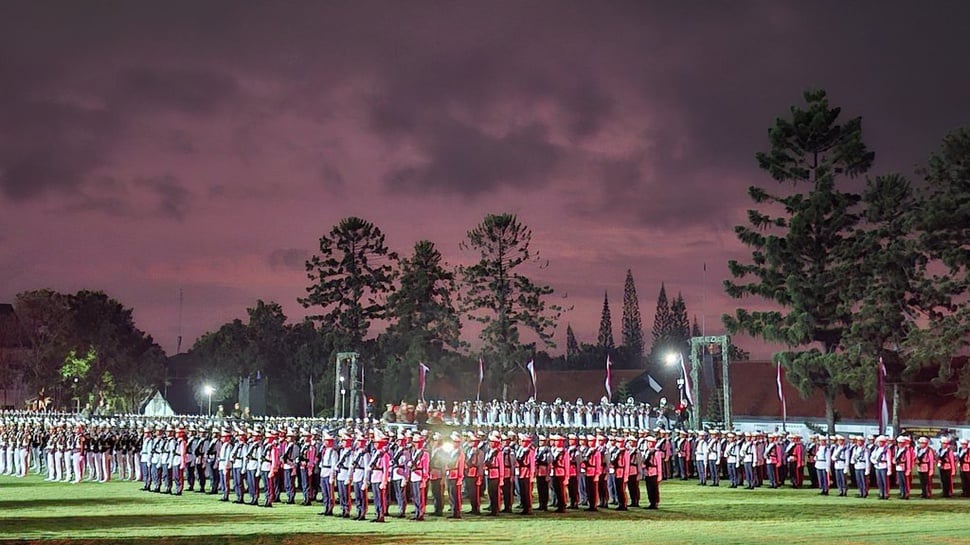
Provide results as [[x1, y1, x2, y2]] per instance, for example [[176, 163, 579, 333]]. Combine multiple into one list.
[[670, 293, 691, 352], [460, 213, 563, 398], [565, 324, 580, 362], [621, 269, 644, 364], [647, 282, 672, 364], [597, 292, 615, 353], [905, 127, 970, 416], [724, 89, 874, 432], [301, 217, 398, 346]]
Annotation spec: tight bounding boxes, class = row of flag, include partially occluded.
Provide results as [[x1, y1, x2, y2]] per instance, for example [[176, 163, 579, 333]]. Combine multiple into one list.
[[418, 355, 887, 434], [418, 354, 661, 402], [772, 357, 889, 434]]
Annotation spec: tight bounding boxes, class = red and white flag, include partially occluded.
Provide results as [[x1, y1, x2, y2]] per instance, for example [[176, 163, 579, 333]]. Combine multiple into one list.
[[419, 362, 430, 401], [776, 361, 787, 422], [477, 356, 484, 401], [605, 354, 613, 400], [526, 360, 537, 399], [877, 357, 889, 433], [679, 353, 694, 406]]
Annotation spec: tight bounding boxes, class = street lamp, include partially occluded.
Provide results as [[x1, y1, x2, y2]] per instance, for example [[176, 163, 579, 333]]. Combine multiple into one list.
[[204, 384, 214, 415], [665, 352, 685, 404], [339, 375, 346, 419]]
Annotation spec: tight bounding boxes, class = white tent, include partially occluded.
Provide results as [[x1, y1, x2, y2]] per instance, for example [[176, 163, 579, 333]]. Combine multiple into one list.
[[141, 390, 175, 417]]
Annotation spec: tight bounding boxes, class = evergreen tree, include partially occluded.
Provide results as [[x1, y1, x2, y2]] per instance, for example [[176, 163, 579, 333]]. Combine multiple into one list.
[[724, 89, 874, 432], [692, 316, 702, 338], [381, 240, 462, 405], [647, 283, 672, 364], [670, 293, 691, 351], [842, 175, 926, 399], [906, 127, 970, 415], [300, 217, 398, 346], [621, 269, 644, 363], [459, 213, 563, 398], [385, 240, 461, 351], [565, 324, 580, 362], [597, 291, 615, 352]]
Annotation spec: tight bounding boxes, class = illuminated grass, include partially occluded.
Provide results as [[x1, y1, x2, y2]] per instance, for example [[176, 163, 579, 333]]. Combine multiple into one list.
[[1, 474, 968, 544]]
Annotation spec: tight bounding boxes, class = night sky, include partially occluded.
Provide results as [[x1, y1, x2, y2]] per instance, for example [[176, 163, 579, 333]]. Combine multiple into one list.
[[2, 1, 969, 357]]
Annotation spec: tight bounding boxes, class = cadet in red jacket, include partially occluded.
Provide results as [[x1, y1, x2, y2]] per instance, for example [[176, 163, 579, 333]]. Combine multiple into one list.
[[937, 437, 956, 498], [463, 433, 484, 515], [643, 435, 664, 509], [515, 434, 536, 515], [369, 430, 390, 522], [567, 434, 581, 509], [483, 432, 504, 516], [582, 434, 601, 511], [535, 435, 551, 511], [785, 433, 804, 488], [445, 432, 466, 519], [260, 429, 280, 508], [550, 434, 569, 513], [915, 437, 936, 498], [958, 438, 970, 497], [894, 436, 914, 499]]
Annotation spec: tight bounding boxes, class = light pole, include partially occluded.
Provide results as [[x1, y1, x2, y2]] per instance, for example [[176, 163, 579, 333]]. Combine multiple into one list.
[[339, 374, 346, 419], [204, 384, 214, 415]]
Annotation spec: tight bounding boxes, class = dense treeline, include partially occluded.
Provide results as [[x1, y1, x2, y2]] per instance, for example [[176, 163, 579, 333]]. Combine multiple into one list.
[[725, 90, 970, 429], [4, 89, 968, 422]]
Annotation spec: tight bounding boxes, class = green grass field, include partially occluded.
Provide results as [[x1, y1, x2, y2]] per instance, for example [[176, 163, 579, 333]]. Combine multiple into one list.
[[1, 474, 968, 545]]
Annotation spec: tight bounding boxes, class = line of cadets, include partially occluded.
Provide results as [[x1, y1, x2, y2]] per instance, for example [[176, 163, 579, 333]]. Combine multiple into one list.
[[6, 416, 970, 516], [666, 429, 970, 500], [135, 424, 668, 520], [0, 419, 143, 484]]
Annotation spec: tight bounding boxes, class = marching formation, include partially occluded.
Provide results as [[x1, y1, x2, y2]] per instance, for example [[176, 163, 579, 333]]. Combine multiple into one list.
[[3, 408, 970, 525], [652, 429, 970, 500], [128, 422, 666, 518]]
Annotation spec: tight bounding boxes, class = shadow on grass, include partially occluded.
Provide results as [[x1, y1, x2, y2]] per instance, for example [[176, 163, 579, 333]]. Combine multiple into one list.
[[0, 533, 445, 545], [0, 497, 143, 509], [0, 513, 258, 536], [0, 480, 40, 487]]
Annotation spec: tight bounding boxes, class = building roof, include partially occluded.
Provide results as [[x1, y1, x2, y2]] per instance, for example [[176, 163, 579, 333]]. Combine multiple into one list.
[[729, 359, 967, 424]]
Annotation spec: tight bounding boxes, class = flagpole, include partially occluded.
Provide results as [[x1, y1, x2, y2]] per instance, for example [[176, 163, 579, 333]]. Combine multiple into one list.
[[702, 262, 707, 336], [776, 362, 787, 432], [477, 356, 483, 402], [309, 373, 314, 417], [605, 354, 613, 402], [526, 360, 537, 400]]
